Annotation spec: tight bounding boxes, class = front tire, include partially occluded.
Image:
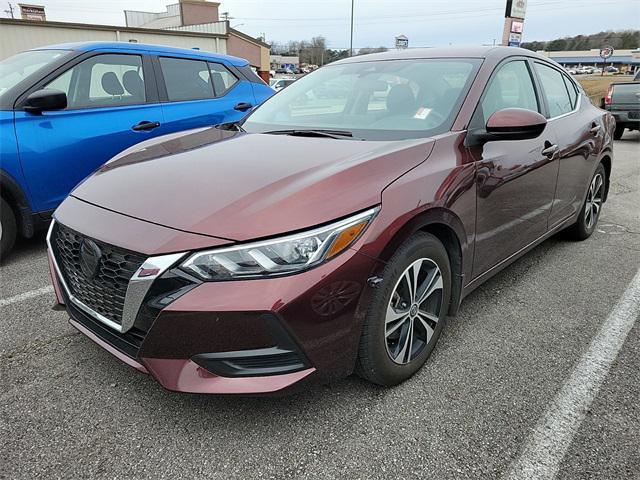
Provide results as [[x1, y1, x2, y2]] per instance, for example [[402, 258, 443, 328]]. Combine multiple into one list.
[[356, 232, 451, 386], [0, 197, 17, 260], [567, 163, 606, 241]]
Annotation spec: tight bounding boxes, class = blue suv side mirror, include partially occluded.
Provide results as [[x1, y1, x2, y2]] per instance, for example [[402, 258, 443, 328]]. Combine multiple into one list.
[[24, 89, 67, 114]]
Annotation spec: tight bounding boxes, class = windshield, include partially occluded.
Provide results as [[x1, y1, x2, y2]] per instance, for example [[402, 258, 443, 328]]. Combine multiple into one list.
[[244, 58, 481, 141], [0, 49, 70, 98]]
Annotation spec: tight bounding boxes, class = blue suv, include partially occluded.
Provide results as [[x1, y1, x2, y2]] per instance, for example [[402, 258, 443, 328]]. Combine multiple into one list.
[[0, 42, 273, 257]]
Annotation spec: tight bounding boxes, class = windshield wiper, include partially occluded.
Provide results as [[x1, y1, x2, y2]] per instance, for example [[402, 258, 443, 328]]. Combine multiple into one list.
[[263, 129, 360, 140]]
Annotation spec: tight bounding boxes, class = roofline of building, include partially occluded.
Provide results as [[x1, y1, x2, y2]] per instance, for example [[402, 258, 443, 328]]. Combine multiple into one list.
[[228, 27, 270, 49], [0, 17, 228, 39], [180, 0, 220, 6]]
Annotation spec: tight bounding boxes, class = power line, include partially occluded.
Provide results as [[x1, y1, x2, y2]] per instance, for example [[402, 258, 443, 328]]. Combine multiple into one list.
[[231, 0, 637, 23]]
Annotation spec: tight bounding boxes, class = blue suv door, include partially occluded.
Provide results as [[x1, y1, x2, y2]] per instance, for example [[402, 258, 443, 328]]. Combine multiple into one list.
[[13, 52, 164, 213], [154, 55, 255, 134]]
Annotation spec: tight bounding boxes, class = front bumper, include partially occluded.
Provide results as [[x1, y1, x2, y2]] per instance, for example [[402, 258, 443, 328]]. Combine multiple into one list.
[[49, 219, 380, 394]]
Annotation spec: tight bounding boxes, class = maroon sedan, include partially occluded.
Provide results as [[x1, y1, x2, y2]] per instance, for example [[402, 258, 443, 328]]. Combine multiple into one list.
[[48, 47, 614, 394]]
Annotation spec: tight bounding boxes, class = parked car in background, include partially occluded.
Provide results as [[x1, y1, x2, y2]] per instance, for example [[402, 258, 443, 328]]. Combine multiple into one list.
[[605, 81, 640, 139], [47, 46, 614, 394], [275, 67, 294, 75], [270, 78, 296, 91], [566, 67, 577, 75], [605, 66, 619, 74], [0, 42, 273, 258]]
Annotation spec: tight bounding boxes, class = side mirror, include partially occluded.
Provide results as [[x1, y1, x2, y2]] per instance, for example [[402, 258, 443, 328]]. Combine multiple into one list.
[[484, 108, 547, 141], [23, 89, 67, 113]]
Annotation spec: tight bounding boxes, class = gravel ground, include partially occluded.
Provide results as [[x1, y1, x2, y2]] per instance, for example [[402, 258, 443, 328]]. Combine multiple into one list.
[[1, 132, 638, 480]]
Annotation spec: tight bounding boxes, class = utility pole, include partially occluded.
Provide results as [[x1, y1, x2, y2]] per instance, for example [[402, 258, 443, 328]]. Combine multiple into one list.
[[5, 2, 15, 18], [349, 0, 354, 56]]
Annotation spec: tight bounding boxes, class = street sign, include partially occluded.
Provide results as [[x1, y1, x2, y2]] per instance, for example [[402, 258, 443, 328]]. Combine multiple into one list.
[[395, 35, 409, 49], [600, 45, 614, 59], [599, 45, 614, 76]]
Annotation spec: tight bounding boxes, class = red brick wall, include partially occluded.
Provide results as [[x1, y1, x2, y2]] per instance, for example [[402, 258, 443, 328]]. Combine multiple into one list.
[[180, 1, 219, 26], [227, 33, 261, 68]]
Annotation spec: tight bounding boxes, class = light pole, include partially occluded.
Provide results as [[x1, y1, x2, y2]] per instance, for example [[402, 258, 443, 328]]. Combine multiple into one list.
[[349, 0, 354, 56]]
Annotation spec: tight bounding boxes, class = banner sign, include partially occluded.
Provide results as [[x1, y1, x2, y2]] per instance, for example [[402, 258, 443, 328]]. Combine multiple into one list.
[[505, 0, 527, 19]]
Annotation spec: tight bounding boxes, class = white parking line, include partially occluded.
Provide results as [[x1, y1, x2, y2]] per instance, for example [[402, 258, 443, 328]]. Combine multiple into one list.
[[0, 286, 54, 307], [506, 267, 640, 480]]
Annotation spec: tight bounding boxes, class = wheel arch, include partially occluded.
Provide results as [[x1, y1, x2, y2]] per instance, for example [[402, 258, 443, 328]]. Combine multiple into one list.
[[375, 207, 468, 317], [0, 170, 34, 238]]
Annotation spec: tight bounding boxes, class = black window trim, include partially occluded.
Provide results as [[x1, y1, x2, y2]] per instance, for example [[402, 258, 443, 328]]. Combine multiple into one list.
[[15, 52, 158, 112]]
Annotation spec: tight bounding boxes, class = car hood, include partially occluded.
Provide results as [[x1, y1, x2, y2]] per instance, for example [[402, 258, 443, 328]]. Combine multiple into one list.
[[71, 127, 434, 241]]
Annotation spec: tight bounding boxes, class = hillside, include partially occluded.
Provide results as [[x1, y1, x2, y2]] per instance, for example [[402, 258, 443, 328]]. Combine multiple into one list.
[[522, 30, 639, 52]]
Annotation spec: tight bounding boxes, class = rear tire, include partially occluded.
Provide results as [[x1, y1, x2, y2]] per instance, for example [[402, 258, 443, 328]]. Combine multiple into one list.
[[567, 163, 606, 241], [0, 197, 17, 260], [613, 125, 624, 140], [356, 232, 451, 386]]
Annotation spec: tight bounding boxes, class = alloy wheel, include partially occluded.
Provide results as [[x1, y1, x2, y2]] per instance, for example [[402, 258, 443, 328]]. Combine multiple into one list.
[[585, 173, 604, 230], [385, 258, 443, 364]]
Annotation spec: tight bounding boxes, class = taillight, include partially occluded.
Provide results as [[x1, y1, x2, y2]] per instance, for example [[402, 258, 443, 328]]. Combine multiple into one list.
[[605, 85, 613, 105]]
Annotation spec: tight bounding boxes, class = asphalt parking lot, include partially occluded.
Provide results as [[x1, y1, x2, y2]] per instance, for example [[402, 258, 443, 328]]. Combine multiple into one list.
[[1, 132, 639, 480]]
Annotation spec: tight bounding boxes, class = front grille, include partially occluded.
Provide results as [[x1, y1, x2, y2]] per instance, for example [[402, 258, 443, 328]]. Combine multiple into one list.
[[51, 223, 146, 326]]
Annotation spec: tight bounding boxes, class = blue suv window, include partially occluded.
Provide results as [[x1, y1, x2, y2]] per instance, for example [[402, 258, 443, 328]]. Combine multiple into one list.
[[159, 57, 215, 102], [208, 62, 238, 96], [46, 54, 146, 109]]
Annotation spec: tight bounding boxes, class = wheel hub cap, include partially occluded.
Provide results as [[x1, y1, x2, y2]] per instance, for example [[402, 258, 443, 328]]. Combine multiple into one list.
[[585, 173, 604, 230], [384, 258, 444, 365]]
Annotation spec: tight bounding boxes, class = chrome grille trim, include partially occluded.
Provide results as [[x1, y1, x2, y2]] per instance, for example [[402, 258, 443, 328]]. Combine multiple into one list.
[[47, 220, 187, 333]]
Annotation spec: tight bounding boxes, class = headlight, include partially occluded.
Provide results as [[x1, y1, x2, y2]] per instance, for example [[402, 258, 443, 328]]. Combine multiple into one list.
[[181, 208, 378, 280]]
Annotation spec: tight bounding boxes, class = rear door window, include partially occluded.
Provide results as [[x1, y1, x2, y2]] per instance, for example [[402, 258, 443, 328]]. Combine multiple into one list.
[[534, 62, 574, 118], [159, 57, 215, 102]]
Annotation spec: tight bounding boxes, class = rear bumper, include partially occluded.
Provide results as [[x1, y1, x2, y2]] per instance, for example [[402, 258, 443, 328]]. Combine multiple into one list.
[[608, 109, 640, 125]]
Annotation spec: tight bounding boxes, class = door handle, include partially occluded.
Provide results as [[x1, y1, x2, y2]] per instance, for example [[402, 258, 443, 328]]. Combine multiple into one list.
[[590, 124, 601, 136], [234, 102, 253, 111], [132, 120, 161, 131], [542, 142, 558, 158]]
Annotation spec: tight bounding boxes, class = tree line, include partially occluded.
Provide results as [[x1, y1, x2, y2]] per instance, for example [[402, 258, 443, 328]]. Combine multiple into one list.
[[522, 30, 639, 52], [269, 36, 387, 65]]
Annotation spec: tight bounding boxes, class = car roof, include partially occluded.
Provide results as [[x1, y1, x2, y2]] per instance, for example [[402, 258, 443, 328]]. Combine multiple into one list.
[[30, 41, 249, 66], [333, 46, 550, 64]]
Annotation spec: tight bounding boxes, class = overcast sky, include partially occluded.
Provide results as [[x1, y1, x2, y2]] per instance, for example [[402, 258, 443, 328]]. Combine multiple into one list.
[[2, 0, 639, 49]]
